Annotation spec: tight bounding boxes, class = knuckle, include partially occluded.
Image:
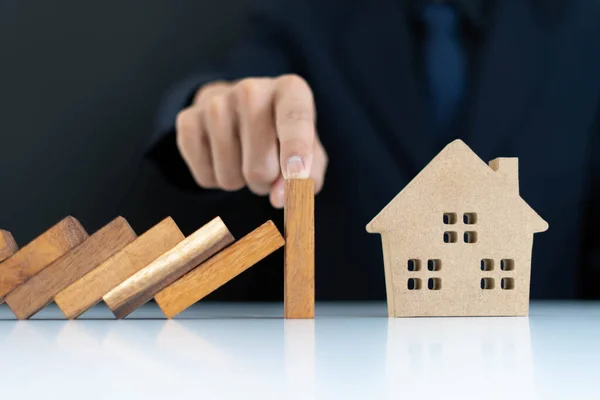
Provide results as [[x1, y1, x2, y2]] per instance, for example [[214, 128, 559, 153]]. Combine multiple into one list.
[[278, 74, 310, 92], [276, 115, 315, 145], [176, 111, 200, 157], [279, 137, 311, 156], [234, 79, 262, 108], [194, 87, 211, 106], [205, 96, 229, 123], [175, 108, 195, 134], [281, 108, 314, 124], [194, 81, 232, 107]]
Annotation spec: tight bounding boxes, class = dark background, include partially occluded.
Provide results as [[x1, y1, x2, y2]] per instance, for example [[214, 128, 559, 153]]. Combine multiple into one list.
[[1, 0, 253, 242]]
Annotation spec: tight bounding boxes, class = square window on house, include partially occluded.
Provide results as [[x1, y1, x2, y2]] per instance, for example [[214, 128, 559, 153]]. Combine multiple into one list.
[[464, 231, 478, 243], [463, 213, 478, 224], [408, 278, 422, 290], [428, 259, 442, 271], [501, 278, 515, 290], [408, 259, 421, 271], [480, 277, 495, 290], [443, 213, 457, 224], [428, 278, 442, 290], [480, 259, 494, 271], [501, 259, 515, 271], [444, 232, 458, 243]]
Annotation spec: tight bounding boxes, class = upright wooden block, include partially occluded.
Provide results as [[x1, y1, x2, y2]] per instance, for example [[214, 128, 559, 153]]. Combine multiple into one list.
[[0, 216, 88, 303], [0, 230, 18, 263], [284, 179, 315, 319], [5, 217, 136, 319], [103, 217, 234, 319], [155, 221, 285, 318], [55, 217, 184, 319]]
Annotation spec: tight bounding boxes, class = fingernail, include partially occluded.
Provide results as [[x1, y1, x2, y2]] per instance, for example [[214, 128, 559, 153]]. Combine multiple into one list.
[[286, 156, 308, 179]]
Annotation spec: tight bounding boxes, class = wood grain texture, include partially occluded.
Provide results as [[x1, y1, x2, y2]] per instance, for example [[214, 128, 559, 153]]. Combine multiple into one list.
[[156, 221, 285, 318], [5, 217, 136, 319], [0, 230, 18, 263], [284, 179, 315, 319], [0, 216, 88, 304], [55, 217, 184, 319], [103, 216, 234, 319]]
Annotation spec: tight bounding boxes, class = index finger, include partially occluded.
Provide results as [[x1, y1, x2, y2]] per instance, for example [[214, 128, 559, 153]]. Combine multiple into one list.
[[274, 75, 316, 179]]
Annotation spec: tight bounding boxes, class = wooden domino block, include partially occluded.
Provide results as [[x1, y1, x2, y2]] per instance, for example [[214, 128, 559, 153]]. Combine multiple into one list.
[[103, 217, 234, 319], [55, 217, 184, 319], [0, 230, 18, 263], [284, 179, 315, 319], [155, 220, 285, 318], [5, 217, 136, 319], [0, 216, 88, 304]]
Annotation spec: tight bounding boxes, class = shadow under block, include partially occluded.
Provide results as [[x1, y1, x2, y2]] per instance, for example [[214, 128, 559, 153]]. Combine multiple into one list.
[[0, 230, 18, 263], [0, 217, 88, 304], [155, 220, 285, 318], [5, 217, 136, 319], [284, 179, 315, 319], [103, 216, 234, 319], [55, 217, 185, 319]]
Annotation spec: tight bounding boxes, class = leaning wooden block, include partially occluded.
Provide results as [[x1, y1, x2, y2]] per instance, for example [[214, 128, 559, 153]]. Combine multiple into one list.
[[0, 230, 18, 263], [284, 179, 315, 319], [0, 216, 88, 304], [55, 217, 184, 319], [5, 217, 136, 319], [103, 216, 234, 319], [155, 220, 285, 318]]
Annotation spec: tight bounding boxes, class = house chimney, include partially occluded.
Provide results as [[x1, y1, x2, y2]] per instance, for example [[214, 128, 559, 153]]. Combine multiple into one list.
[[489, 158, 519, 194]]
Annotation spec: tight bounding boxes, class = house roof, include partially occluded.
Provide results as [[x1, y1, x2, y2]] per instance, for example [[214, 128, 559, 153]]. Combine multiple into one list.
[[366, 139, 549, 234]]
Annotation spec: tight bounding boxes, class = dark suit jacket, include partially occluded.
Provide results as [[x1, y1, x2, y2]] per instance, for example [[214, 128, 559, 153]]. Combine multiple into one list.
[[148, 0, 600, 300]]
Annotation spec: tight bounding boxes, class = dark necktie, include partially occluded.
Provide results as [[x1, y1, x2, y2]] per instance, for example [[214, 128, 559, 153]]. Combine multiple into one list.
[[421, 3, 466, 136]]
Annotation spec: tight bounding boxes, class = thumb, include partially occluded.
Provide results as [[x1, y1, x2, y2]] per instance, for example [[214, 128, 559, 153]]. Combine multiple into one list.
[[273, 75, 316, 180]]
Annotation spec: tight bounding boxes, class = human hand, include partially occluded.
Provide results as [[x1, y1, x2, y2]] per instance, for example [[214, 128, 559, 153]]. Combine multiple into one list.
[[176, 74, 328, 208]]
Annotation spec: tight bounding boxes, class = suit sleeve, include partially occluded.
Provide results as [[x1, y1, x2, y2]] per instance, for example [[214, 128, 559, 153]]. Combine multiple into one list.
[[125, 3, 314, 302], [146, 3, 294, 191], [582, 114, 600, 298]]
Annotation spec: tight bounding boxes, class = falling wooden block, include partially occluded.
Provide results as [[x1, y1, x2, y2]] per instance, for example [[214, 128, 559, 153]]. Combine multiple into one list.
[[366, 139, 549, 317], [0, 216, 88, 304], [55, 217, 184, 319], [0, 230, 18, 263], [103, 216, 234, 319], [155, 221, 285, 318], [284, 179, 315, 319], [5, 217, 136, 319]]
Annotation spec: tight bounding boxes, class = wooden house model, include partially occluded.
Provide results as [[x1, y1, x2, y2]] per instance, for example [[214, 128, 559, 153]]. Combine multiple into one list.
[[366, 140, 548, 317]]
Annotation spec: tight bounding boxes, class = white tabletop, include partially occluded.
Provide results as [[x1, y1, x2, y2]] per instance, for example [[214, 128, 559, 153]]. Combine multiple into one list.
[[0, 301, 598, 400]]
